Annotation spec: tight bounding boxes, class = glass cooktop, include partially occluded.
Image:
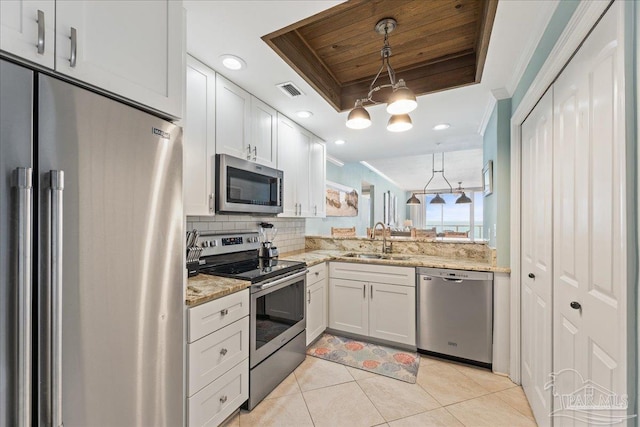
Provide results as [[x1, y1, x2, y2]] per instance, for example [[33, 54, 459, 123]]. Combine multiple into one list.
[[200, 258, 306, 284]]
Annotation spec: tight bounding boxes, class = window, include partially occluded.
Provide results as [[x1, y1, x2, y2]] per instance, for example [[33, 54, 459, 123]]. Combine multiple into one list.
[[410, 191, 484, 240]]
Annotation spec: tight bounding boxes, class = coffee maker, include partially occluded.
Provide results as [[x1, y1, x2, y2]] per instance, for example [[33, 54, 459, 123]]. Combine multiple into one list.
[[258, 222, 279, 258]]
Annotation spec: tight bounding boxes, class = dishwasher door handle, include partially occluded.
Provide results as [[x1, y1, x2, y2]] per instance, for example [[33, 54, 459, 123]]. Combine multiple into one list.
[[443, 278, 464, 283]]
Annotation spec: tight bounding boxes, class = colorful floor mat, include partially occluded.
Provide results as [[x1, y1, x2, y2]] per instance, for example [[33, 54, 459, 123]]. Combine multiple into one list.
[[307, 333, 419, 383]]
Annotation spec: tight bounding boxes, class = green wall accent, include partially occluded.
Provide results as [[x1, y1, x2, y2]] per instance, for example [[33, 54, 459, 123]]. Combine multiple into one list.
[[306, 161, 407, 236], [483, 98, 511, 268], [511, 0, 581, 113]]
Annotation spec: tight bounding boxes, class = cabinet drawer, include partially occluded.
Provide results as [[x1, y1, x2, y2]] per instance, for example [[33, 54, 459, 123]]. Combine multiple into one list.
[[187, 358, 249, 427], [188, 317, 249, 397], [306, 262, 326, 285], [188, 289, 249, 343], [330, 262, 415, 287]]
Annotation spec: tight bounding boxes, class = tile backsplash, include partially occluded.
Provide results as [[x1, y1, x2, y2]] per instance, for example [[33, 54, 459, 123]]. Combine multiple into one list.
[[186, 215, 306, 254]]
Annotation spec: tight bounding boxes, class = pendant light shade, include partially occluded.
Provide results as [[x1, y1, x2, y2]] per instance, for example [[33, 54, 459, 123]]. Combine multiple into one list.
[[386, 79, 417, 115], [406, 193, 420, 205], [387, 114, 413, 132], [455, 192, 472, 204], [346, 100, 372, 129], [430, 193, 446, 204], [454, 182, 472, 204]]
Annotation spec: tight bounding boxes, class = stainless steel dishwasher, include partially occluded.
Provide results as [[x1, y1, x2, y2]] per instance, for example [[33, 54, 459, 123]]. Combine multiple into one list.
[[416, 267, 493, 367]]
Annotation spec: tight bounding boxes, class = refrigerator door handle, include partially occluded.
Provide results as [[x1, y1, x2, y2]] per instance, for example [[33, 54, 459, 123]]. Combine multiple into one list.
[[14, 167, 33, 427], [50, 170, 64, 427]]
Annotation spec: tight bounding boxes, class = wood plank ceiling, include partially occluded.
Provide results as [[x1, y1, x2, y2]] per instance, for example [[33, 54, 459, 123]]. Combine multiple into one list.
[[263, 0, 498, 112]]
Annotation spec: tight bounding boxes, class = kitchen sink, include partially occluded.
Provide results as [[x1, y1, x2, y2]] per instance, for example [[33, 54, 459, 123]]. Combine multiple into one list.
[[345, 253, 383, 259], [343, 253, 410, 261]]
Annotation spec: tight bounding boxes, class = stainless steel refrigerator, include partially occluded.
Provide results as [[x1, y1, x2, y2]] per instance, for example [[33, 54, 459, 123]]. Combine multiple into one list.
[[0, 58, 184, 426]]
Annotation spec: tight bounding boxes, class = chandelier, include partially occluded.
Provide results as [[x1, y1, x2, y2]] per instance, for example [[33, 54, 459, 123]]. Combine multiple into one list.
[[406, 153, 472, 205], [346, 18, 417, 132]]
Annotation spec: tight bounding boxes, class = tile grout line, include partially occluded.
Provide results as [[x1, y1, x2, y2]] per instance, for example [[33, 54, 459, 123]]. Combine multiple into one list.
[[352, 377, 387, 425]]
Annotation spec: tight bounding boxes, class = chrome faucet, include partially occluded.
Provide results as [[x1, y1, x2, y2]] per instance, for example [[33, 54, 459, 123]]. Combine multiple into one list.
[[372, 222, 392, 254]]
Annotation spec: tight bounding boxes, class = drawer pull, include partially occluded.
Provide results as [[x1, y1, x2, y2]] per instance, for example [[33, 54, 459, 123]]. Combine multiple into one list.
[[220, 348, 228, 356], [220, 308, 229, 316], [315, 271, 320, 276], [220, 395, 228, 404]]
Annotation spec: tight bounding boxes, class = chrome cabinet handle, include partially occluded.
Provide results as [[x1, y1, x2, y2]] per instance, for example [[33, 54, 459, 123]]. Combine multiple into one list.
[[50, 170, 64, 427], [363, 284, 366, 298], [307, 289, 311, 304], [36, 10, 45, 54], [370, 284, 373, 299], [220, 395, 228, 404], [209, 193, 214, 213], [314, 205, 317, 216], [14, 168, 33, 427], [247, 144, 252, 160], [253, 146, 257, 161], [69, 27, 77, 67], [220, 348, 228, 356], [220, 308, 228, 316]]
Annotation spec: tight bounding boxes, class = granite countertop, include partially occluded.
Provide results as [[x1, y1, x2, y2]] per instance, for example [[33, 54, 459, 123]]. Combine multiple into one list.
[[186, 249, 509, 307], [186, 274, 250, 307], [280, 249, 511, 273]]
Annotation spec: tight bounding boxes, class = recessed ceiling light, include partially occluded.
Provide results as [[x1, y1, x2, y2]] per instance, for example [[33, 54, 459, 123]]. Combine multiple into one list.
[[220, 54, 246, 71], [296, 111, 313, 118], [334, 139, 346, 145], [433, 123, 450, 131]]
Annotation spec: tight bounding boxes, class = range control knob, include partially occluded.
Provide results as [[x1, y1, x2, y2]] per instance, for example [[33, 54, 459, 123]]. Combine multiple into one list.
[[210, 240, 217, 247], [202, 241, 209, 248]]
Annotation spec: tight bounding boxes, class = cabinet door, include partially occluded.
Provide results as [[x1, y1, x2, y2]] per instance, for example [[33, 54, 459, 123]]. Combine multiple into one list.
[[55, 0, 182, 118], [1, 0, 55, 68], [309, 139, 326, 217], [329, 278, 368, 336], [184, 56, 216, 216], [306, 279, 327, 346], [251, 97, 277, 168], [296, 127, 313, 217], [215, 75, 251, 159], [277, 114, 299, 217], [369, 283, 416, 346]]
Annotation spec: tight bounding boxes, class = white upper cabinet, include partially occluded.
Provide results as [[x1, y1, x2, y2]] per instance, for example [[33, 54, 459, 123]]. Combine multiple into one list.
[[309, 138, 326, 217], [215, 74, 277, 168], [276, 114, 301, 217], [277, 114, 326, 218], [215, 74, 251, 160], [184, 56, 216, 216], [250, 97, 277, 168], [54, 0, 183, 118], [1, 0, 55, 68]]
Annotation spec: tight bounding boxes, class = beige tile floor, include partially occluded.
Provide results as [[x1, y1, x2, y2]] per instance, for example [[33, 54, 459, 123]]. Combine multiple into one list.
[[225, 355, 537, 427]]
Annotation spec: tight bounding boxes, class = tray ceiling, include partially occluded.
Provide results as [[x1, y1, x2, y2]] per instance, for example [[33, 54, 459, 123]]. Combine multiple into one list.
[[263, 0, 498, 112]]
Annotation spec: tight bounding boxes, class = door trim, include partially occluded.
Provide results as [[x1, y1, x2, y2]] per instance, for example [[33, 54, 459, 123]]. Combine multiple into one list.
[[509, 0, 611, 383]]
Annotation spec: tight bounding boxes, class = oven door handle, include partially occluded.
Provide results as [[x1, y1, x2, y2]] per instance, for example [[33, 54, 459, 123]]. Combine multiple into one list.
[[253, 269, 308, 293]]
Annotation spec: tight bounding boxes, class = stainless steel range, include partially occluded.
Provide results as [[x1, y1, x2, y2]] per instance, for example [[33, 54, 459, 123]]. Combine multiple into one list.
[[196, 231, 307, 410]]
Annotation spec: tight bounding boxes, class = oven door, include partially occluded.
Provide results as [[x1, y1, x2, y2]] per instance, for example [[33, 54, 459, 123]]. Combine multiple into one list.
[[250, 269, 307, 368], [216, 154, 283, 214]]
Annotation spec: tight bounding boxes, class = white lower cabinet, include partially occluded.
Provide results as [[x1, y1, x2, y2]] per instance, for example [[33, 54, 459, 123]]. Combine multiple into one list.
[[187, 290, 249, 427], [306, 263, 327, 345], [329, 262, 416, 346]]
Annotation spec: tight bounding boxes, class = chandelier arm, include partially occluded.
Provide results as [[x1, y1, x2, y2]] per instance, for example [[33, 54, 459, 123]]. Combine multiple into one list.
[[385, 57, 396, 86], [369, 57, 386, 93], [366, 83, 394, 103]]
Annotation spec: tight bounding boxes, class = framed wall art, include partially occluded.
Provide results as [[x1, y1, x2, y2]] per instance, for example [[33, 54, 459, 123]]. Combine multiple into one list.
[[482, 160, 493, 196]]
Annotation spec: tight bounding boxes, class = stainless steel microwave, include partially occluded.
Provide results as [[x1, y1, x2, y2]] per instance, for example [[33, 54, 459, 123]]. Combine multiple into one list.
[[216, 154, 283, 214]]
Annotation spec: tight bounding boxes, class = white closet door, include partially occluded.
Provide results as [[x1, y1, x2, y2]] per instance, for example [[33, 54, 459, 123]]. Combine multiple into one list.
[[521, 88, 554, 426], [552, 2, 627, 424]]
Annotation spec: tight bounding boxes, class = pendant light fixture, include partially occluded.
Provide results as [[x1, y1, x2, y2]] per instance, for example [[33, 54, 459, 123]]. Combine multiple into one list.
[[406, 153, 453, 205], [454, 182, 472, 204], [345, 18, 417, 132]]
